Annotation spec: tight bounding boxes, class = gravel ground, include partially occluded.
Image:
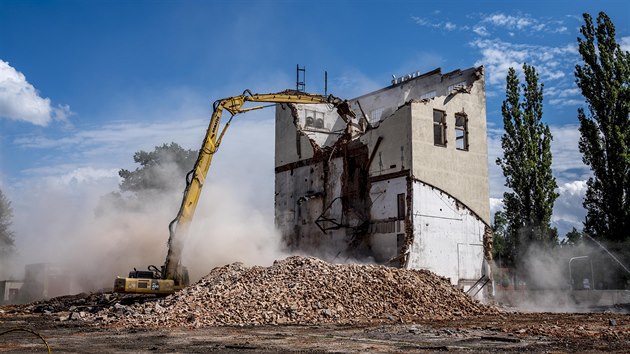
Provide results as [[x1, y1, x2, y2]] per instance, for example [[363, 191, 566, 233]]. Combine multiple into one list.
[[1, 256, 629, 352]]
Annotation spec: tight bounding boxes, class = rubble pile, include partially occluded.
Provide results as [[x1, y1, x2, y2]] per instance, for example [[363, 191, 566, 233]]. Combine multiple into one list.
[[102, 256, 496, 327], [0, 292, 159, 323]]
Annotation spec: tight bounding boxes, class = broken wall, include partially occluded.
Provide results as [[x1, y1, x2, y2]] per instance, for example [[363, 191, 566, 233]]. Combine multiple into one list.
[[274, 66, 490, 287]]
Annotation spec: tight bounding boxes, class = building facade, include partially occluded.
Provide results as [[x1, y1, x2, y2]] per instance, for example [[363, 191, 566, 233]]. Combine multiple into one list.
[[274, 66, 491, 291]]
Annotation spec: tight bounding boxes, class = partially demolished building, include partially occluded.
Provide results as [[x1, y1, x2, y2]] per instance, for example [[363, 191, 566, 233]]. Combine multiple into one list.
[[275, 66, 491, 290]]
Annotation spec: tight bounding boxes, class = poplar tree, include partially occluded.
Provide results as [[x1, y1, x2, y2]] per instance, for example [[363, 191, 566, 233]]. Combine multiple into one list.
[[575, 12, 630, 242], [497, 64, 559, 266]]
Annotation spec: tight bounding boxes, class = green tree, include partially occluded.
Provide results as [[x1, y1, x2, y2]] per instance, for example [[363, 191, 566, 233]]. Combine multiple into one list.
[[95, 142, 198, 215], [0, 189, 15, 257], [496, 64, 559, 266], [561, 227, 584, 246], [492, 210, 511, 266], [575, 12, 630, 242], [119, 142, 198, 195]]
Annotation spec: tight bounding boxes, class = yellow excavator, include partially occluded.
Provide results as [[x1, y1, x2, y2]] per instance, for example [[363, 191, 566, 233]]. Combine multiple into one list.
[[114, 89, 356, 294]]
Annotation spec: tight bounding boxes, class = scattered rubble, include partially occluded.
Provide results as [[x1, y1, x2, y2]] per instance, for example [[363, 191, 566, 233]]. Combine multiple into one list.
[[4, 256, 629, 343], [94, 256, 496, 327], [0, 291, 158, 323]]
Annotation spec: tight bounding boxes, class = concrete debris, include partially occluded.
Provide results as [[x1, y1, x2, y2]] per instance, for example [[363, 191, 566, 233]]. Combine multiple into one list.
[[93, 256, 496, 327]]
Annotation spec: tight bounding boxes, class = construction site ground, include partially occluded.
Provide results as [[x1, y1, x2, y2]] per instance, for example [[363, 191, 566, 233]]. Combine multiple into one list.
[[1, 308, 629, 353], [2, 258, 629, 353]]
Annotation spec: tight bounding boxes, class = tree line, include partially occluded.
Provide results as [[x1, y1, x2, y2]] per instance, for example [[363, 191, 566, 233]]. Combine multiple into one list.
[[492, 12, 630, 274]]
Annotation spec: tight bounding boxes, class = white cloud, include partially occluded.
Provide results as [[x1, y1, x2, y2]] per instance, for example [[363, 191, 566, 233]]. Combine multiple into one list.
[[549, 124, 591, 184], [14, 118, 209, 157], [484, 14, 534, 30], [621, 36, 630, 52], [332, 70, 381, 98], [480, 13, 569, 35], [546, 86, 581, 98], [471, 39, 579, 87], [489, 197, 504, 218], [552, 180, 587, 235], [0, 59, 71, 126], [410, 16, 459, 32], [411, 16, 435, 28], [48, 167, 119, 186], [487, 125, 506, 200], [558, 180, 587, 195], [549, 98, 584, 107], [444, 22, 457, 31], [471, 39, 527, 86], [473, 25, 490, 37], [554, 26, 568, 34], [412, 12, 570, 39]]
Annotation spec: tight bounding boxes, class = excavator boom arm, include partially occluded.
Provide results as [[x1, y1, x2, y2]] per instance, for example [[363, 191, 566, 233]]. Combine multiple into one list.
[[162, 90, 355, 283]]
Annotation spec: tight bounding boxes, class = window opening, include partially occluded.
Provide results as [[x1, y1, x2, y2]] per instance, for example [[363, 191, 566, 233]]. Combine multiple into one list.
[[397, 193, 406, 220], [433, 110, 446, 146], [305, 109, 326, 130], [455, 113, 468, 151]]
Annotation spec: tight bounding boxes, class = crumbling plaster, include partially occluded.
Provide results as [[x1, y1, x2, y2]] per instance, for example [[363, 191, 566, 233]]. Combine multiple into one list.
[[274, 66, 491, 288]]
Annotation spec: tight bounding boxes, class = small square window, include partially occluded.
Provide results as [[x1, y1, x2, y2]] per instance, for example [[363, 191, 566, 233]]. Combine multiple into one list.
[[305, 110, 326, 130]]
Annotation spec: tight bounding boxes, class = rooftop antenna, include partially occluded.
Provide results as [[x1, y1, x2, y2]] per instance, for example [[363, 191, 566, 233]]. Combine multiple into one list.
[[296, 64, 306, 92], [324, 71, 328, 96]]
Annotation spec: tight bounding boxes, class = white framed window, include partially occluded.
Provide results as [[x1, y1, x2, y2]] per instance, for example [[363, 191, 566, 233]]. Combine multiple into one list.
[[305, 110, 325, 130]]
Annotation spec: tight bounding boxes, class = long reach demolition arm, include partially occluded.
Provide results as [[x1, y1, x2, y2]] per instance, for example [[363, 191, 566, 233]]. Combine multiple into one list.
[[160, 89, 356, 288]]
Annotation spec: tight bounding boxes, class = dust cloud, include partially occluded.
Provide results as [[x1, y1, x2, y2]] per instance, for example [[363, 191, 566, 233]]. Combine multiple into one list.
[[7, 176, 286, 298], [5, 126, 289, 300], [495, 240, 630, 313]]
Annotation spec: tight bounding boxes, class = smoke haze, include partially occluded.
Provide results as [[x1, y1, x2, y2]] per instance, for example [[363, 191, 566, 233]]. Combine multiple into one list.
[[495, 241, 630, 313], [4, 117, 287, 297]]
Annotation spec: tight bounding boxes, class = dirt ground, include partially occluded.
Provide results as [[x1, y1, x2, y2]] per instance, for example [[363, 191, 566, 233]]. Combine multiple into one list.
[[1, 309, 629, 353]]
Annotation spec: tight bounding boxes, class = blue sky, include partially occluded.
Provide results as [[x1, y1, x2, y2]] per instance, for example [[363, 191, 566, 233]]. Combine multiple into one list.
[[1, 0, 629, 264]]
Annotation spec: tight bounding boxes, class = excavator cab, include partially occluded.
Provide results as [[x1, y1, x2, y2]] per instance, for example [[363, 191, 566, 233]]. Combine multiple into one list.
[[128, 269, 158, 279], [114, 265, 189, 295]]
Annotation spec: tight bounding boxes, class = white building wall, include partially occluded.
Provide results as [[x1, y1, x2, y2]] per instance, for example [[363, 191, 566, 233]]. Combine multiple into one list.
[[369, 176, 407, 262], [407, 180, 486, 288]]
